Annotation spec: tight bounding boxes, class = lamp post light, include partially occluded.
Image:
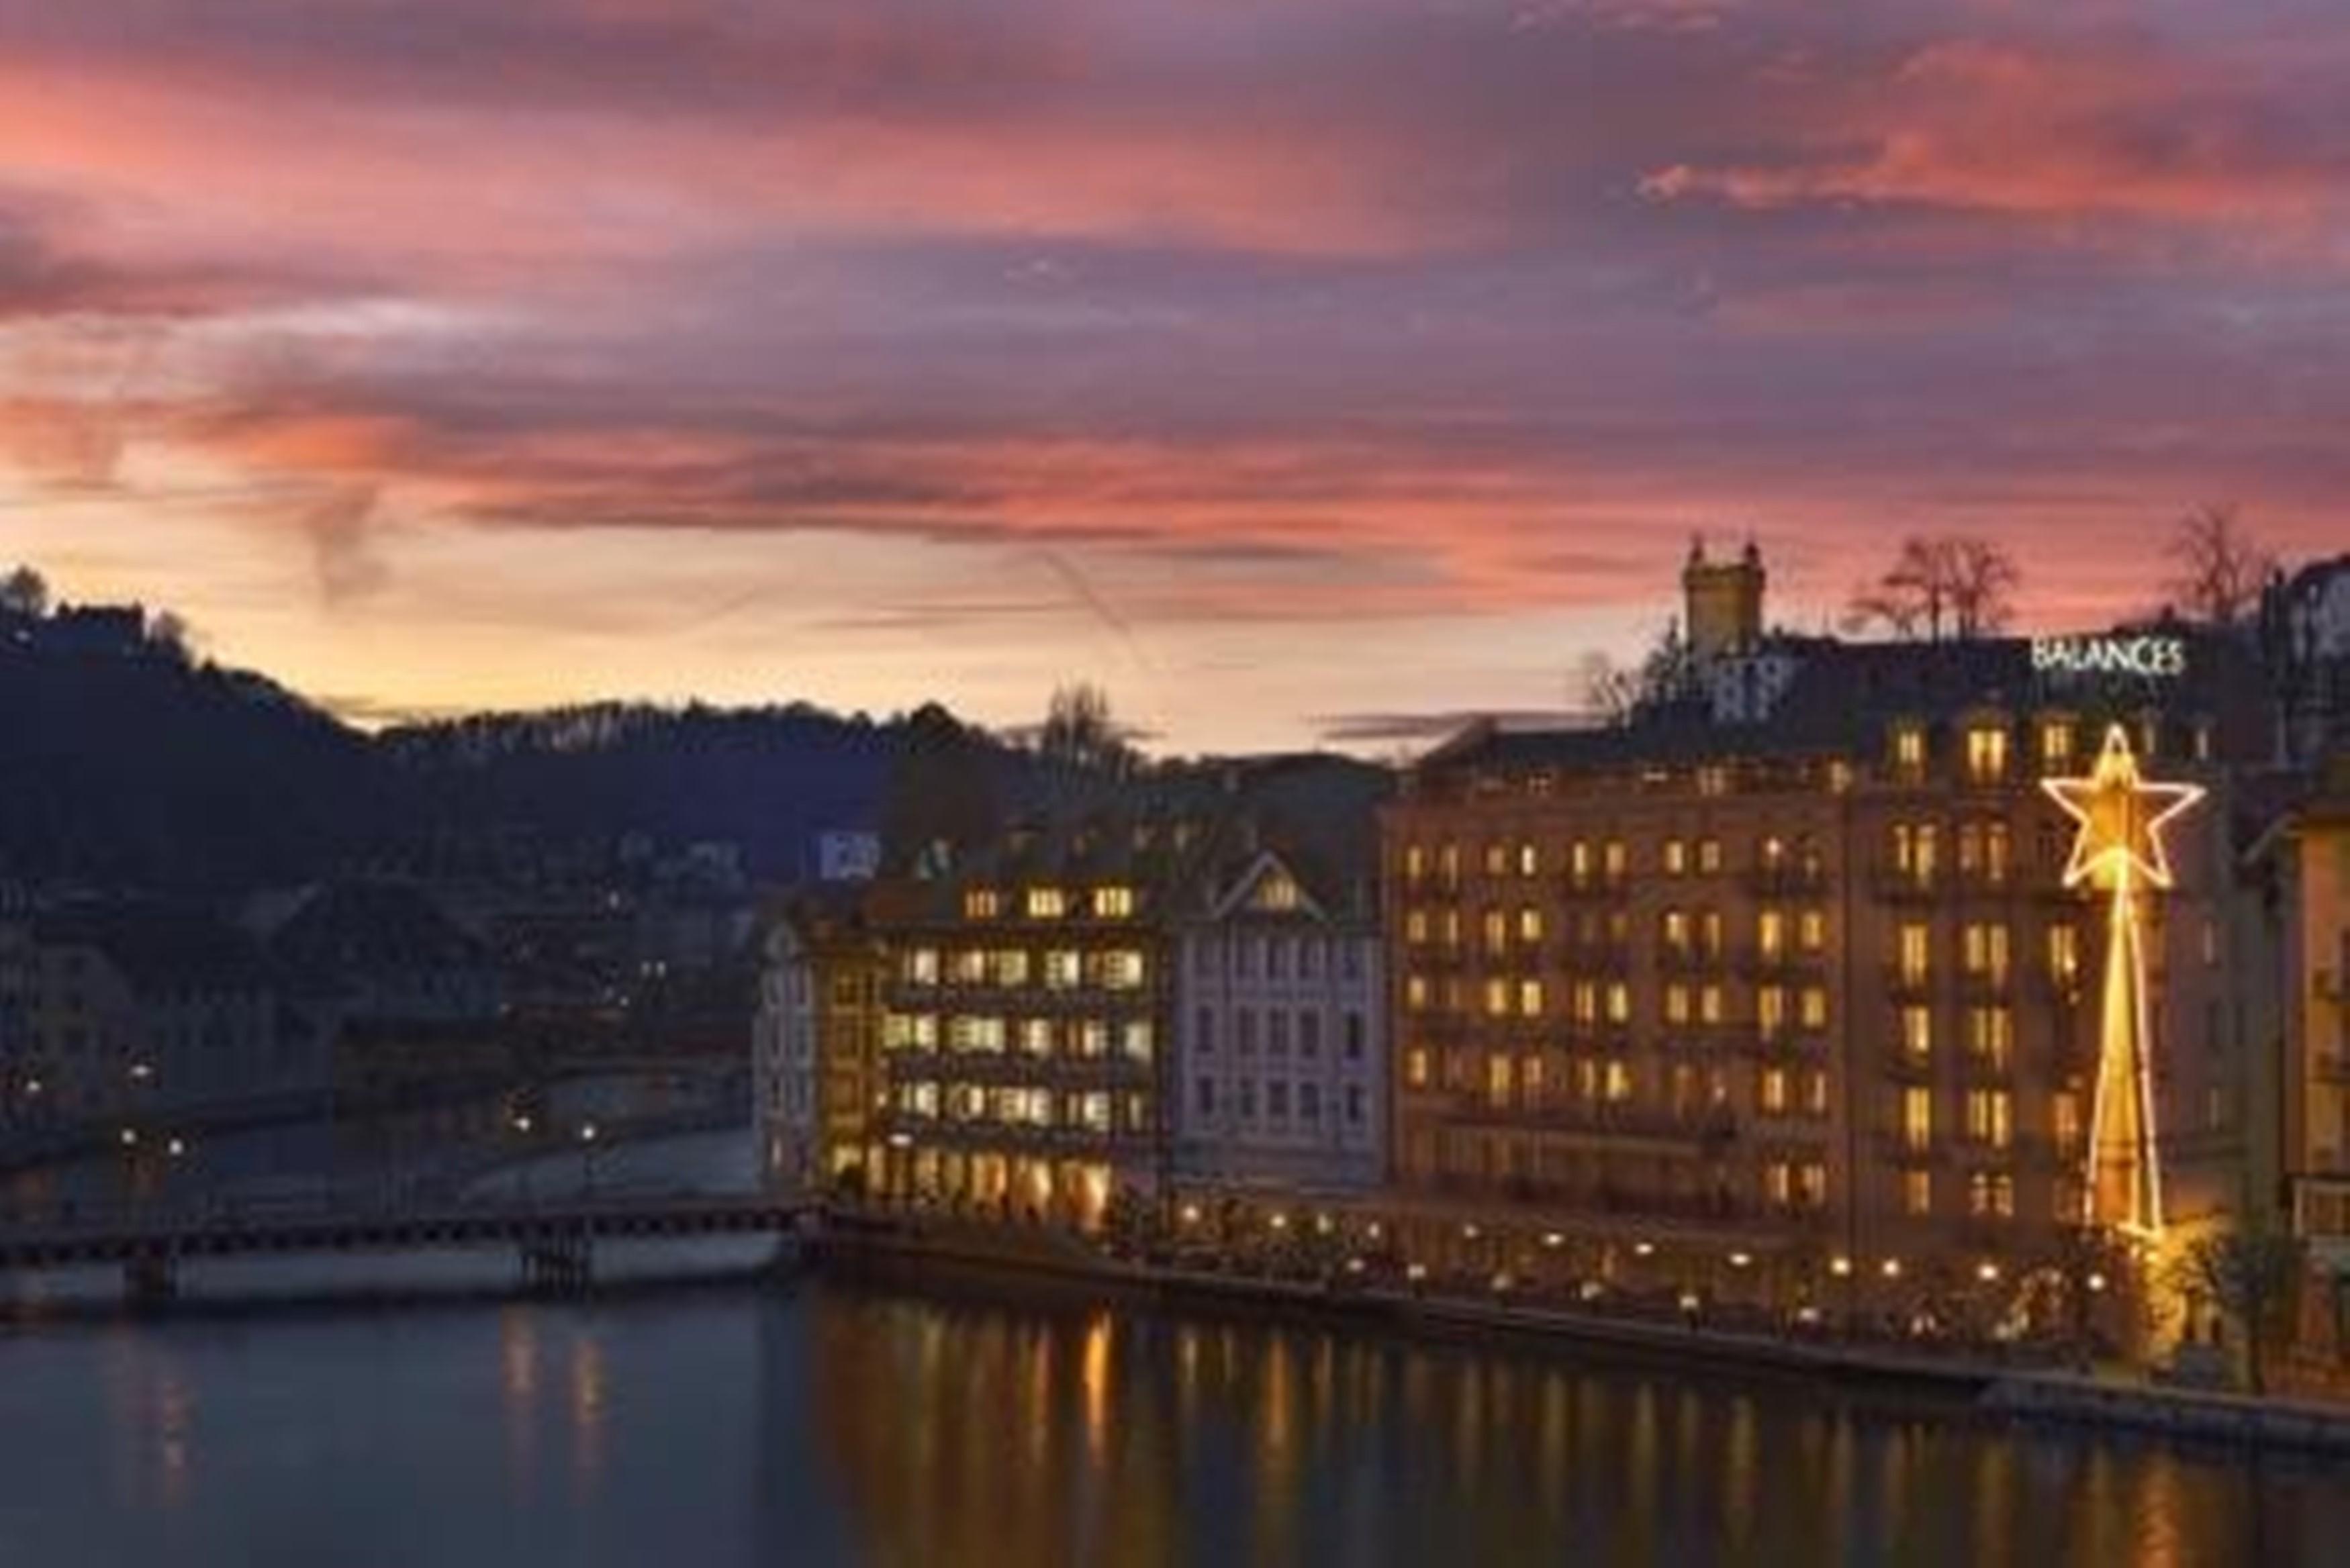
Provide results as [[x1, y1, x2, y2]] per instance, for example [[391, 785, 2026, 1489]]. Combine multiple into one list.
[[579, 1120, 601, 1197]]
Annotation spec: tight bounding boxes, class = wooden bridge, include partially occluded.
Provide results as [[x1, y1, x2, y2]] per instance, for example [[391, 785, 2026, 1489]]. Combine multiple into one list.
[[0, 1191, 825, 1304]]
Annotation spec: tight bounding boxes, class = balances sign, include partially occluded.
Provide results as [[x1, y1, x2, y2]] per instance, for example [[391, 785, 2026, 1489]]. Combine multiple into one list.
[[2030, 635, 2188, 680]]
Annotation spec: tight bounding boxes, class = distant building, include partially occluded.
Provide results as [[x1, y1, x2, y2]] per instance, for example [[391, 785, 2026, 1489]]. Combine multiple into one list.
[[244, 879, 504, 1026], [2265, 555, 2350, 765], [816, 831, 882, 883], [1171, 763, 1389, 1195], [24, 901, 312, 1120]]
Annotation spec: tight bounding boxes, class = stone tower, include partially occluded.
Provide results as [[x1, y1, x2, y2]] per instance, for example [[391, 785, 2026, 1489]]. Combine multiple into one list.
[[1682, 536, 1766, 660]]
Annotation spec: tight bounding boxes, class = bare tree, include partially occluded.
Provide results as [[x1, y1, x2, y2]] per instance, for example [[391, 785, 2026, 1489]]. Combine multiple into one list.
[[1577, 622, 1694, 727], [2173, 1228, 2305, 1395], [1579, 651, 1639, 727], [1946, 537, 2022, 638], [1038, 681, 1137, 774], [1844, 534, 2021, 642], [2165, 505, 2277, 626], [0, 565, 50, 620]]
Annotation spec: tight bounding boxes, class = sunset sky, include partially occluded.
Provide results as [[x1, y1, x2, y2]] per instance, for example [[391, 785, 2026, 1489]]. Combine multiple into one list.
[[3, 0, 2345, 752]]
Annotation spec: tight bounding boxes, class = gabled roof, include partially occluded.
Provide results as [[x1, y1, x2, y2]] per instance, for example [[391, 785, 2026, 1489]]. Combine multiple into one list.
[[37, 900, 277, 997]]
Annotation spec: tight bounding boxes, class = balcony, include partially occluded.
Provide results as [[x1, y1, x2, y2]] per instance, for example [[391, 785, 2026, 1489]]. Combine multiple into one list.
[[1743, 865, 1827, 899], [2293, 1173, 2350, 1265], [1883, 1046, 1934, 1080], [1872, 870, 1941, 903]]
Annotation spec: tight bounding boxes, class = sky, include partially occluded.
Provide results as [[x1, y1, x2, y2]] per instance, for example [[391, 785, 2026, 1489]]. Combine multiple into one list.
[[1, 0, 2346, 753]]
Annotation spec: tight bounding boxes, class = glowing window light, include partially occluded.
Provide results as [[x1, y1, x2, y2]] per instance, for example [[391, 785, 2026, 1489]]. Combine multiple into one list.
[[2041, 724, 2203, 1242]]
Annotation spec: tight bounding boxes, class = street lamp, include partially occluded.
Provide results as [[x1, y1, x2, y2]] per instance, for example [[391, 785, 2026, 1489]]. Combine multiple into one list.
[[579, 1120, 601, 1197]]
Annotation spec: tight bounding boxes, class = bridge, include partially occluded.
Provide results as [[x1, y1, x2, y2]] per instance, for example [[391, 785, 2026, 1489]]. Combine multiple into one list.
[[0, 1191, 825, 1304]]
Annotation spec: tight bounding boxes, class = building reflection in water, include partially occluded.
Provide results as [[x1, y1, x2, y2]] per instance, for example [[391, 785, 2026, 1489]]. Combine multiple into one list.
[[793, 1282, 2324, 1568]]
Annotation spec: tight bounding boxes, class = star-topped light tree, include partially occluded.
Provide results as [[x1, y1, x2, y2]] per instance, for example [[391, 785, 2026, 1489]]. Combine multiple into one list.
[[2040, 724, 2204, 1242]]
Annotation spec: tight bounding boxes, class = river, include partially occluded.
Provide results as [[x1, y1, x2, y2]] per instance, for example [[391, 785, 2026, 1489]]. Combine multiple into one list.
[[1, 1269, 2343, 1567]]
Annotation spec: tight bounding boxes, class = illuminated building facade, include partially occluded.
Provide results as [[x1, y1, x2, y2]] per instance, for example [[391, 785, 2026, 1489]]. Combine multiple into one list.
[[1381, 565, 2266, 1328], [755, 887, 888, 1197], [861, 803, 1190, 1227], [2265, 769, 2350, 1349]]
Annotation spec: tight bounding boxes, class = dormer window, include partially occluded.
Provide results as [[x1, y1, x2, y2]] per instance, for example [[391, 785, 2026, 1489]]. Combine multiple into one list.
[[1252, 871, 1303, 913], [962, 889, 1002, 921], [1891, 723, 1927, 777], [1094, 885, 1135, 920], [1025, 887, 1067, 920]]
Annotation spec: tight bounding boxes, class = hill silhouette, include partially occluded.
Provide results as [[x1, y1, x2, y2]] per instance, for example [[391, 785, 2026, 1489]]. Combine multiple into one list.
[[0, 583, 1023, 892]]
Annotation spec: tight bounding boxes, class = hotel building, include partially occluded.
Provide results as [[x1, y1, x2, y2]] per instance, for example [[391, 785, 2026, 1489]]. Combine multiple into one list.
[[2263, 766, 2350, 1351], [1382, 546, 2271, 1334], [835, 758, 1386, 1228]]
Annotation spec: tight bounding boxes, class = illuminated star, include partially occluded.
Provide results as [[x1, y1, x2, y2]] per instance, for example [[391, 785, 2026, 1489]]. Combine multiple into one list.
[[2040, 725, 2204, 892]]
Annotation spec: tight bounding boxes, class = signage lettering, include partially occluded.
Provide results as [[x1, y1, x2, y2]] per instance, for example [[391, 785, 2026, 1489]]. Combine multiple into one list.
[[2030, 636, 2186, 680]]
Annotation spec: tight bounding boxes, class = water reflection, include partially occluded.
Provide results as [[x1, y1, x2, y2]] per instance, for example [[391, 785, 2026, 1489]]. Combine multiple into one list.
[[0, 1280, 2339, 1567], [798, 1282, 2341, 1568]]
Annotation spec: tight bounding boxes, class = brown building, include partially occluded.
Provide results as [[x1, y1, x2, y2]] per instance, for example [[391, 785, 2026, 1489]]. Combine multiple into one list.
[[2263, 766, 2350, 1352], [754, 887, 889, 1197], [1382, 573, 2270, 1340], [859, 796, 1192, 1227]]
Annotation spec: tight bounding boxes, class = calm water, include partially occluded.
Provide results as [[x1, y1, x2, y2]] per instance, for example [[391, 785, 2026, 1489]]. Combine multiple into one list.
[[0, 1274, 2341, 1568]]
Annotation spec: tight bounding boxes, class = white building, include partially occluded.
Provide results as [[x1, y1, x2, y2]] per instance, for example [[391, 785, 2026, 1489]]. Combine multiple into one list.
[[1174, 797, 1388, 1195]]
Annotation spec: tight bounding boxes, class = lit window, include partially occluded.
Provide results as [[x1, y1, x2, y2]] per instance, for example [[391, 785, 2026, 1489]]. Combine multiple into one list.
[[2039, 718, 2075, 769], [963, 889, 1002, 920], [1517, 842, 1540, 878], [1760, 1067, 1789, 1115], [1664, 839, 1688, 876], [1252, 873, 1301, 913], [1569, 840, 1593, 883], [1965, 1087, 2013, 1149], [1664, 983, 1691, 1026], [1902, 1168, 1933, 1216], [1662, 908, 1691, 952], [1406, 1048, 1431, 1089], [1044, 950, 1082, 989], [1604, 982, 1631, 1026], [1100, 950, 1146, 990], [1968, 1171, 2015, 1218], [1965, 726, 2009, 785], [1095, 885, 1135, 919], [1486, 1053, 1513, 1109], [1603, 840, 1628, 879], [1892, 724, 1927, 775], [1799, 910, 1827, 952], [1517, 907, 1544, 942], [1697, 838, 1723, 875], [1025, 887, 1068, 919], [1901, 1085, 1932, 1150], [1484, 979, 1511, 1018], [1405, 910, 1430, 945], [1405, 975, 1430, 1012], [1699, 984, 1724, 1026], [1757, 909, 1786, 962], [1799, 987, 1828, 1030], [1482, 909, 1508, 956], [1898, 924, 1931, 987], [1517, 979, 1545, 1018], [2047, 924, 2079, 989], [1900, 1005, 1932, 1061], [906, 948, 941, 986], [1961, 922, 2011, 986], [1603, 1059, 1633, 1102], [1484, 842, 1509, 877], [1757, 985, 1787, 1039], [1404, 844, 1427, 883]]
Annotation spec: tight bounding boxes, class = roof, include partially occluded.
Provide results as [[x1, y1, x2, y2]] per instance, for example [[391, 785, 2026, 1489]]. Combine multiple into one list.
[[1415, 625, 2273, 785], [36, 900, 277, 996], [248, 879, 493, 978]]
